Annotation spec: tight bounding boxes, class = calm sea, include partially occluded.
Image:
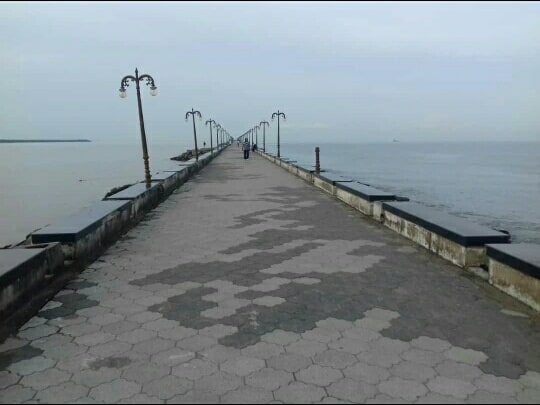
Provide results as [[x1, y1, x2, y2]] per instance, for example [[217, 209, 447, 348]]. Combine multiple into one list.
[[0, 141, 193, 247], [1, 141, 539, 247]]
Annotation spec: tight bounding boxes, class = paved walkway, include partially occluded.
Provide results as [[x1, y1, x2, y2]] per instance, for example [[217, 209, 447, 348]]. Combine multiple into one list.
[[1, 148, 540, 404]]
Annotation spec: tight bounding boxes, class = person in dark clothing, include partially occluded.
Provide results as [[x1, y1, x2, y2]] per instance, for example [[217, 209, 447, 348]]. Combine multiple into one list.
[[243, 138, 250, 159]]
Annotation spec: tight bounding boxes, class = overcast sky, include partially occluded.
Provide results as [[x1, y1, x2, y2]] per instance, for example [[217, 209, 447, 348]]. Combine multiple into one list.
[[1, 1, 539, 143]]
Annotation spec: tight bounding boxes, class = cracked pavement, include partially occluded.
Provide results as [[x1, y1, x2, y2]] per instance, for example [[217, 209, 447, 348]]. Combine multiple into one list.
[[1, 148, 540, 404]]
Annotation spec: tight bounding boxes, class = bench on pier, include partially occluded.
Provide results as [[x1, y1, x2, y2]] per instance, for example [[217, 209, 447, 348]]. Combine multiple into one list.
[[31, 200, 132, 260], [313, 172, 353, 195], [487, 243, 540, 311], [104, 183, 163, 219], [151, 169, 189, 195], [335, 182, 396, 217], [0, 245, 64, 316], [381, 201, 510, 268]]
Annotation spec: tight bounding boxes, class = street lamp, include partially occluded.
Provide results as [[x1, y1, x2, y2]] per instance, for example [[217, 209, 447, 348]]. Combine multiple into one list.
[[205, 118, 216, 154], [271, 110, 286, 158], [118, 68, 158, 187], [215, 123, 221, 149], [260, 121, 269, 152], [185, 108, 202, 161], [254, 125, 260, 146]]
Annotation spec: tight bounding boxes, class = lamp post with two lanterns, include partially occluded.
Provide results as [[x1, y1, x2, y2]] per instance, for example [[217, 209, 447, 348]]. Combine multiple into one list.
[[118, 68, 157, 187]]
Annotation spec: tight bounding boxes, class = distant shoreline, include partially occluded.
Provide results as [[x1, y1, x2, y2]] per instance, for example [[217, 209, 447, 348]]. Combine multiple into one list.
[[0, 139, 92, 143]]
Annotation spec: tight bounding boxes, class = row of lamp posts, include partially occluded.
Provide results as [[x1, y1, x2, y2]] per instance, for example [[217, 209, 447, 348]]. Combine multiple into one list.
[[119, 68, 233, 187]]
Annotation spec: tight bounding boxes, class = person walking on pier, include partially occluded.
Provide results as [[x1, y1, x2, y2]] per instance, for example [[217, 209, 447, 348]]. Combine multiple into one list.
[[243, 138, 250, 159]]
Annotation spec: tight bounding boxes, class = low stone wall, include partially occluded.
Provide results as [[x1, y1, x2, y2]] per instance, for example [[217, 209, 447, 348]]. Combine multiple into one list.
[[0, 244, 63, 319], [487, 244, 540, 311]]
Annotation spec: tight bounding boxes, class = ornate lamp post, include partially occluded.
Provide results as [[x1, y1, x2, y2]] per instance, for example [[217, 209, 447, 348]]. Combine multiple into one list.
[[271, 110, 286, 158], [254, 125, 260, 146], [185, 108, 202, 161], [259, 121, 269, 152], [118, 68, 158, 187], [215, 123, 221, 149], [205, 118, 216, 154]]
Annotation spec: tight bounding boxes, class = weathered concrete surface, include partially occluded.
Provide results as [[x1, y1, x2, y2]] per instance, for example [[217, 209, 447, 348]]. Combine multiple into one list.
[[1, 149, 540, 404]]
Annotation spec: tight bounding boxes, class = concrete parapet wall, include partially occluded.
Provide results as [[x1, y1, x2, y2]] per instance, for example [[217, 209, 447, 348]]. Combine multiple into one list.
[[335, 187, 373, 216], [489, 260, 540, 311], [313, 175, 335, 195], [0, 244, 64, 319], [383, 210, 487, 268]]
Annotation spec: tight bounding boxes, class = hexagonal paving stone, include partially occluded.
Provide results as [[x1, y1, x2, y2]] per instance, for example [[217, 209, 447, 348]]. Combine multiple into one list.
[[267, 353, 312, 373], [410, 336, 452, 353], [19, 368, 71, 390], [378, 377, 428, 401], [246, 368, 294, 391], [18, 325, 59, 341], [221, 386, 274, 404], [0, 337, 28, 353], [151, 348, 195, 367], [0, 384, 36, 403], [133, 338, 175, 355], [261, 330, 300, 346], [241, 342, 285, 360], [327, 378, 378, 403], [435, 361, 483, 382], [74, 332, 115, 346], [90, 378, 141, 402], [117, 329, 158, 344], [36, 381, 89, 403], [344, 362, 390, 385], [342, 327, 380, 343], [426, 376, 477, 399], [302, 328, 341, 343], [296, 365, 343, 387], [120, 393, 164, 404], [401, 348, 445, 367], [389, 361, 436, 383], [466, 390, 519, 404], [8, 356, 56, 376], [198, 324, 238, 339], [199, 345, 241, 365], [193, 372, 242, 396], [316, 318, 354, 332], [158, 327, 198, 341], [444, 347, 488, 366], [88, 341, 132, 358], [122, 362, 171, 384], [474, 374, 524, 396], [172, 359, 218, 381], [71, 368, 123, 388], [142, 319, 178, 332], [0, 371, 20, 389], [142, 375, 192, 400], [275, 382, 326, 404], [363, 308, 400, 322], [177, 336, 217, 353], [329, 337, 369, 355], [313, 350, 357, 369], [221, 356, 265, 377], [286, 340, 328, 357]]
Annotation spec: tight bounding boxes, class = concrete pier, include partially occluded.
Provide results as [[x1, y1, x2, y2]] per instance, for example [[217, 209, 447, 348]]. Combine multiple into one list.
[[1, 149, 539, 404]]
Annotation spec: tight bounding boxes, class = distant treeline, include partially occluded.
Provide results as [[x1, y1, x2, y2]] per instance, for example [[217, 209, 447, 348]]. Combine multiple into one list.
[[0, 139, 92, 143]]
